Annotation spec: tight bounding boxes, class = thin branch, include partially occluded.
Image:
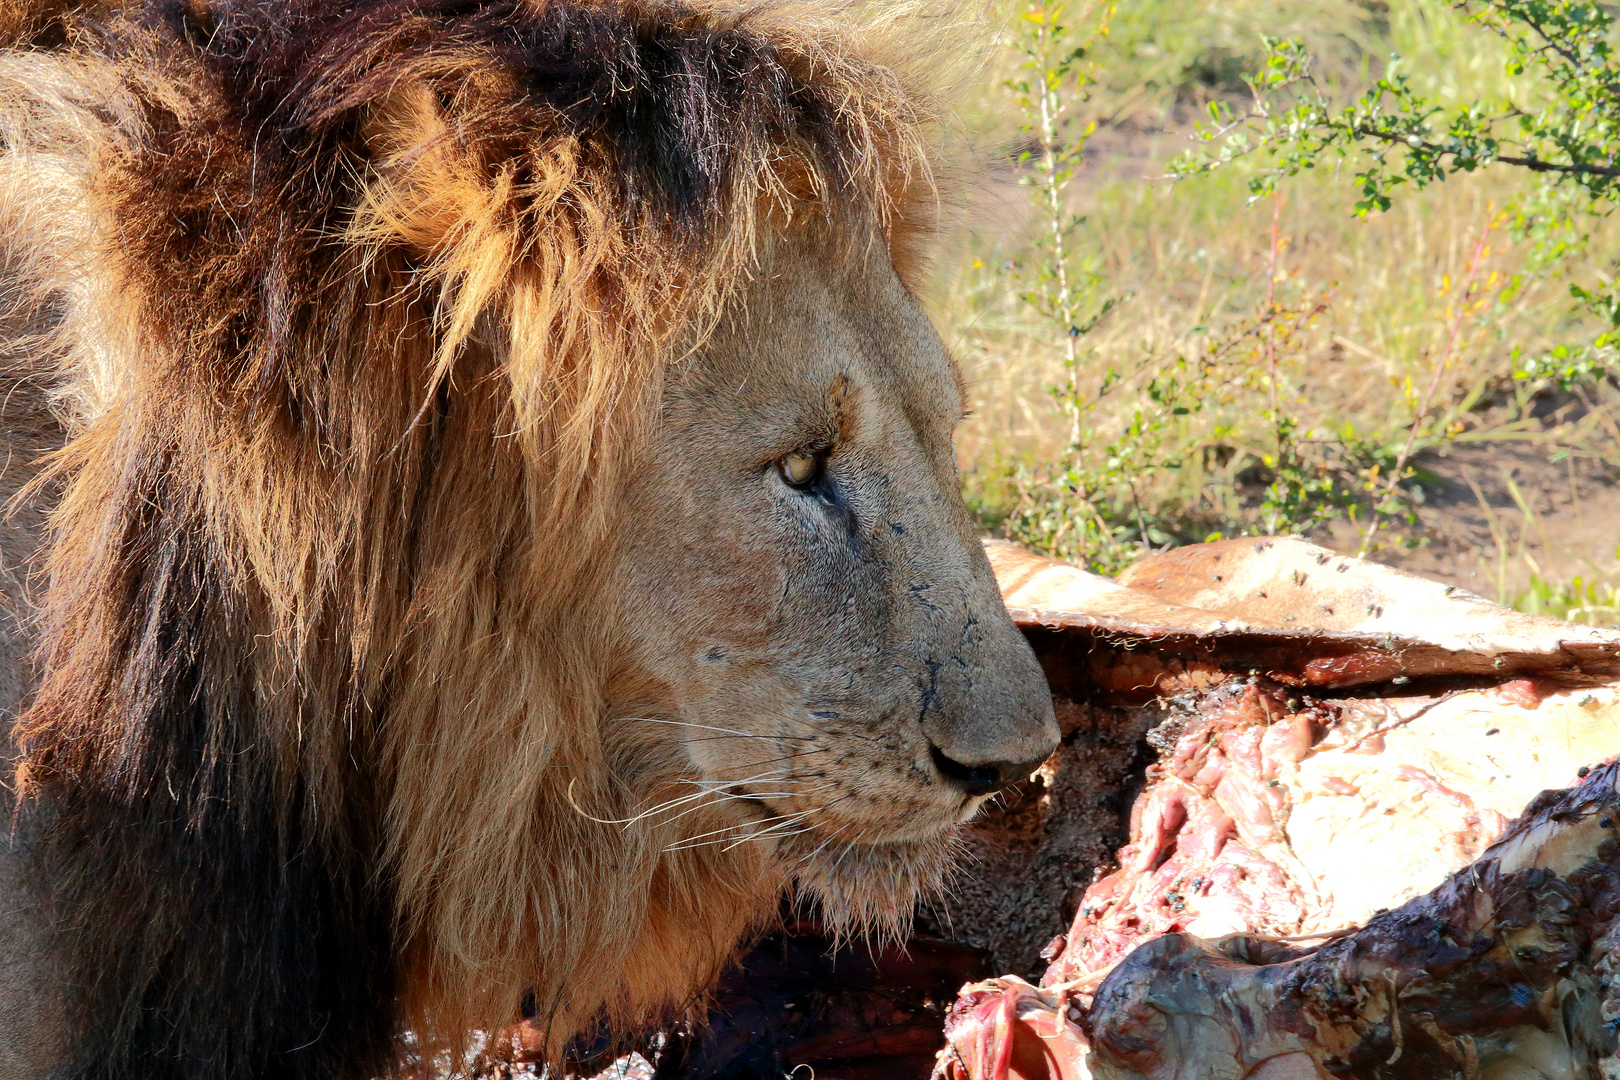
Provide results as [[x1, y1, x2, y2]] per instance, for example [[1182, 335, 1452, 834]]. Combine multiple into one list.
[[1353, 126, 1620, 178], [1265, 191, 1282, 451], [1169, 110, 1620, 186], [1357, 209, 1497, 556], [1502, 14, 1584, 70], [1483, 151, 1620, 177]]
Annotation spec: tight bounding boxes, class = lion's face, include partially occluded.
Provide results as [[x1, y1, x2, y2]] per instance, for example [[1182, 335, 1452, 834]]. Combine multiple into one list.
[[617, 226, 1059, 917]]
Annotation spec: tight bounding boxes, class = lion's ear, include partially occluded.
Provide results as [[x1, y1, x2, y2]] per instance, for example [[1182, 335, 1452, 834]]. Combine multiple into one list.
[[353, 79, 458, 251], [350, 73, 523, 292], [358, 76, 447, 164]]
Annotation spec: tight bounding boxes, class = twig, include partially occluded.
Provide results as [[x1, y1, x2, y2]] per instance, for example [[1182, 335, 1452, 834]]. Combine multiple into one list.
[[1029, 7, 1082, 446], [1358, 208, 1497, 556], [1354, 127, 1620, 179], [1265, 192, 1282, 458]]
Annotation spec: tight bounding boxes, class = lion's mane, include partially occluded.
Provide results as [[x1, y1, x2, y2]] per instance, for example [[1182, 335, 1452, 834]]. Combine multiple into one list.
[[0, 1, 964, 1075]]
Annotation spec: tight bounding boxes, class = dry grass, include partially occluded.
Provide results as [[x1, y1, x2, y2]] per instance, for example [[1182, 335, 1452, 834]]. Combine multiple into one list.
[[930, 0, 1620, 600], [944, 164, 1616, 468]]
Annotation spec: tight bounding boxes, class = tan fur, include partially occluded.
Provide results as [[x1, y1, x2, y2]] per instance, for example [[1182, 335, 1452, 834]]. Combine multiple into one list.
[[0, 2, 1058, 1074], [0, 60, 105, 1073]]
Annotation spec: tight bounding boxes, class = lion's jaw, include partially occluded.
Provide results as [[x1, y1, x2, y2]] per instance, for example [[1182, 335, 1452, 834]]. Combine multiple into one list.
[[613, 226, 1060, 932]]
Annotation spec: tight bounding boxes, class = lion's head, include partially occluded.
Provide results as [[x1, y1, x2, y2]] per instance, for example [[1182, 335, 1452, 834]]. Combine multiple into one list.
[[620, 218, 1059, 903], [3, 0, 1056, 1074]]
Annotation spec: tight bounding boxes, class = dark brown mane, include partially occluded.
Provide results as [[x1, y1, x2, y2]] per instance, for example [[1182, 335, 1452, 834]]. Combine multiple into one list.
[[0, 0, 956, 1075]]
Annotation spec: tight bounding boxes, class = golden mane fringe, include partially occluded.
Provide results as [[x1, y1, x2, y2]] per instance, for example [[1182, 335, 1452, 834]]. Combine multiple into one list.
[[1, 0, 981, 1070]]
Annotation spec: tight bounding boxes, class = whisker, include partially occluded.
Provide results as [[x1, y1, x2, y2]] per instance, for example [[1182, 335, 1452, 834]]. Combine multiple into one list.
[[829, 827, 871, 876], [662, 809, 817, 853], [623, 717, 825, 743], [659, 781, 840, 854], [680, 770, 791, 790], [725, 826, 819, 850], [668, 814, 812, 848], [797, 835, 839, 867], [659, 733, 828, 746], [792, 810, 858, 869], [719, 748, 836, 773], [565, 770, 805, 827], [625, 716, 881, 746], [722, 814, 821, 851], [633, 772, 812, 825]]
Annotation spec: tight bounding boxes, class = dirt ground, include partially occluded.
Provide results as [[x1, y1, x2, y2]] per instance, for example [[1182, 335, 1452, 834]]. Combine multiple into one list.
[[1327, 421, 1620, 600]]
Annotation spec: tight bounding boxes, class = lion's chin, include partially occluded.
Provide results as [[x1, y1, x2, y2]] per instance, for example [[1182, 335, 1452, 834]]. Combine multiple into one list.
[[775, 826, 960, 943]]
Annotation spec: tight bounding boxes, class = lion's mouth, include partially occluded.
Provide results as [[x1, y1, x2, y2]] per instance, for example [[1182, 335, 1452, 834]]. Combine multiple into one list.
[[730, 793, 773, 818], [958, 792, 994, 822], [775, 824, 957, 935]]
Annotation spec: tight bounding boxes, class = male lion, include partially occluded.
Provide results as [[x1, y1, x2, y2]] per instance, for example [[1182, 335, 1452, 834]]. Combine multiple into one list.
[[0, 1, 1059, 1077]]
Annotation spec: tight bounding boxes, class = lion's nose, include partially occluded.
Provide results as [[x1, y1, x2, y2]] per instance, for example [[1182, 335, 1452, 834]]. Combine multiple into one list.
[[928, 743, 1046, 797]]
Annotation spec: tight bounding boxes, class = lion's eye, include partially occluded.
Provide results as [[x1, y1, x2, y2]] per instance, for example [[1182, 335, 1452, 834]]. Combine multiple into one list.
[[779, 450, 823, 488]]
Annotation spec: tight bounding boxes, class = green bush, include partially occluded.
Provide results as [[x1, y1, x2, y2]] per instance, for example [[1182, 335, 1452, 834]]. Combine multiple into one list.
[[984, 0, 1620, 576]]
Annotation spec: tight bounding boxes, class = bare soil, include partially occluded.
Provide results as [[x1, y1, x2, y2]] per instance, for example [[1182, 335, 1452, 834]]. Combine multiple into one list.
[[1327, 423, 1620, 599]]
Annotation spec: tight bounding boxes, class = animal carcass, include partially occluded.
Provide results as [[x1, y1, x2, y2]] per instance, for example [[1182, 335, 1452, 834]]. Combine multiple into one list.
[[936, 538, 1620, 1080]]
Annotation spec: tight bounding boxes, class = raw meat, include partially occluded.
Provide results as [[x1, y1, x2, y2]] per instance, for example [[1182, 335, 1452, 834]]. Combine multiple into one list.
[[937, 539, 1620, 1080], [1042, 678, 1618, 998], [938, 759, 1620, 1080]]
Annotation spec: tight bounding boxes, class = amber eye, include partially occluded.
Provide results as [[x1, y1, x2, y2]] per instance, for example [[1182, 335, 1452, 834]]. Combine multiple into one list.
[[778, 450, 823, 488]]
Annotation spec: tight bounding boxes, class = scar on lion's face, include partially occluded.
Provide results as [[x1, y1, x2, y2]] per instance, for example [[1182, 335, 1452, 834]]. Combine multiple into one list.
[[827, 371, 861, 445]]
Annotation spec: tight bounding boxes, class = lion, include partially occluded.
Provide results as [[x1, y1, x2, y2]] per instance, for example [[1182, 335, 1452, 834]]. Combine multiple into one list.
[[0, 1, 1060, 1077]]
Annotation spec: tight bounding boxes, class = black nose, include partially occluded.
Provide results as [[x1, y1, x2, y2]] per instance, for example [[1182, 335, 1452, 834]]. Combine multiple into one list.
[[929, 743, 1046, 798]]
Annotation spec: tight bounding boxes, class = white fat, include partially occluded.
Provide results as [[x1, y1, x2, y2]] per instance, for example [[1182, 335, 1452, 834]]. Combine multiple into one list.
[[1288, 685, 1620, 934]]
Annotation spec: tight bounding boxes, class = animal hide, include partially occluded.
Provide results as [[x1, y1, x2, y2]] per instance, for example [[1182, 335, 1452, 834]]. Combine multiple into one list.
[[936, 540, 1620, 1080]]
